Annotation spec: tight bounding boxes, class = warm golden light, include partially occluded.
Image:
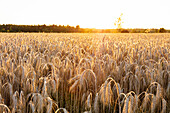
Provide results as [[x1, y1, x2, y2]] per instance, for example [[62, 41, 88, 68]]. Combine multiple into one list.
[[0, 0, 170, 29]]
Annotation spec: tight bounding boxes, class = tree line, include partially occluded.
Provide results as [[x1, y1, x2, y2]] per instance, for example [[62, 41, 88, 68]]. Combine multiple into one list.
[[0, 24, 169, 33]]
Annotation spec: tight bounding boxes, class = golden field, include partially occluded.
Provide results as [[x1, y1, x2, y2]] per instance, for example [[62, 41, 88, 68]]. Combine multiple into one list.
[[0, 33, 169, 113]]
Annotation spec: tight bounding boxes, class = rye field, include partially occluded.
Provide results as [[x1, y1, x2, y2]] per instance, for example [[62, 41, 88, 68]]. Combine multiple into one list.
[[0, 33, 169, 113]]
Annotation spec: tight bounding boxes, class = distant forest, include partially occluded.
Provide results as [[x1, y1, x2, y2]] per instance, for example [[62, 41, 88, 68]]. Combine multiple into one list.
[[0, 24, 169, 33]]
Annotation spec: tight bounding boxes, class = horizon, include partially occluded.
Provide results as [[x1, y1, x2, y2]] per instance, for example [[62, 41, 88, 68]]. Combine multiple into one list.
[[0, 0, 170, 29], [1, 24, 169, 30]]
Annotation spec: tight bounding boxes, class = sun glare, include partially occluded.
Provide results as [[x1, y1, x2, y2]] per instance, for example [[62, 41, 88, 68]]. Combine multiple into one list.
[[0, 0, 170, 29]]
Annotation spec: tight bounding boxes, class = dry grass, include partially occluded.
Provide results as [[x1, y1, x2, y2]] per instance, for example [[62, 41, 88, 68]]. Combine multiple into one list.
[[0, 33, 169, 113]]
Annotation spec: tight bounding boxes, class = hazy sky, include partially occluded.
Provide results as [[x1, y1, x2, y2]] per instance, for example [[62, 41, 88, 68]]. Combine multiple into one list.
[[0, 0, 170, 29]]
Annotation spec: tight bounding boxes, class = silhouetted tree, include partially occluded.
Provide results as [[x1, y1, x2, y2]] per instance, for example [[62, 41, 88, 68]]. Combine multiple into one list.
[[159, 28, 166, 33], [76, 25, 80, 29], [121, 29, 129, 33]]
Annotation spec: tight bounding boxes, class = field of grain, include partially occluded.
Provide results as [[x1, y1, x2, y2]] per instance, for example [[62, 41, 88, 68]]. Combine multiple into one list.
[[0, 33, 169, 113]]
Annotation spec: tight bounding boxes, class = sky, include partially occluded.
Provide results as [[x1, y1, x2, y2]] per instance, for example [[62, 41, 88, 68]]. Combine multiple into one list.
[[0, 0, 170, 29]]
